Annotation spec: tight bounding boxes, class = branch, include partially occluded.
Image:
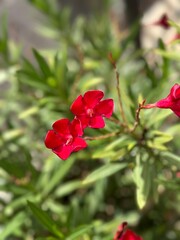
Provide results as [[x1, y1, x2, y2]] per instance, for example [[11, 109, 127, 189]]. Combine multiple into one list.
[[84, 131, 120, 141], [107, 116, 125, 127], [130, 99, 146, 132], [108, 53, 128, 127]]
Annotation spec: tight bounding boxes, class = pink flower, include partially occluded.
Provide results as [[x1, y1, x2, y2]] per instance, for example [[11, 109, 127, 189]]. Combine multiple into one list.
[[44, 118, 87, 160], [167, 33, 180, 44], [113, 222, 143, 240], [149, 13, 170, 29], [142, 84, 180, 117], [70, 90, 114, 129], [176, 171, 180, 178]]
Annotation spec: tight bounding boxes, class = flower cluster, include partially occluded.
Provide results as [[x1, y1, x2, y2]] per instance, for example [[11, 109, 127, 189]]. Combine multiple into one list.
[[44, 90, 114, 160], [142, 83, 180, 117], [113, 222, 143, 240]]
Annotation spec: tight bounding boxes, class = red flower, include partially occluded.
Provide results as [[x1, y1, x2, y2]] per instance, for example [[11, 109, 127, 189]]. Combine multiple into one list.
[[113, 222, 143, 240], [150, 13, 170, 29], [142, 84, 180, 117], [70, 90, 114, 129], [44, 118, 87, 160]]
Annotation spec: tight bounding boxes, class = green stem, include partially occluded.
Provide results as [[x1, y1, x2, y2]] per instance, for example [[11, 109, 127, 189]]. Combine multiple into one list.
[[108, 53, 128, 127], [84, 131, 120, 141]]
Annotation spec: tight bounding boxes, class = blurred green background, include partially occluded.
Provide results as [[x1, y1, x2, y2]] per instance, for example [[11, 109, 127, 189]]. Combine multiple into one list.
[[0, 0, 180, 239]]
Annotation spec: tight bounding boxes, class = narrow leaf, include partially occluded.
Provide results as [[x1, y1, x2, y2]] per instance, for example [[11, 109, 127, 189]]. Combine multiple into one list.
[[66, 225, 93, 240], [82, 163, 126, 184], [0, 213, 25, 239], [33, 49, 52, 77], [161, 152, 180, 165], [133, 155, 152, 209], [27, 201, 64, 238], [40, 158, 75, 197]]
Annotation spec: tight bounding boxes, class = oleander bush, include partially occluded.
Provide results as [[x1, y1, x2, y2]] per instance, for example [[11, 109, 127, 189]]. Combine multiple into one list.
[[0, 1, 180, 239]]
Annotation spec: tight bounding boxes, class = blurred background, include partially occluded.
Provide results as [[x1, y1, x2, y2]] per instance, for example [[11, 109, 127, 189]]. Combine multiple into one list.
[[0, 0, 180, 239], [1, 0, 180, 54]]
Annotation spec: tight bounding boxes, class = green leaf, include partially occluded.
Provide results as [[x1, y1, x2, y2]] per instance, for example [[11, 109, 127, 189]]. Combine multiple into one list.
[[161, 152, 180, 165], [2, 128, 24, 141], [166, 123, 180, 136], [18, 106, 39, 119], [36, 238, 59, 240], [40, 158, 75, 197], [66, 225, 93, 240], [82, 163, 127, 184], [81, 77, 104, 91], [33, 49, 52, 77], [133, 163, 145, 208], [83, 58, 100, 70], [144, 60, 158, 87], [0, 213, 25, 240], [21, 57, 38, 74], [146, 130, 173, 151], [154, 135, 173, 144], [54, 48, 67, 83], [17, 70, 50, 91], [93, 136, 134, 161], [0, 14, 8, 61], [92, 149, 117, 159], [55, 180, 81, 198], [168, 20, 180, 31], [53, 49, 69, 98], [0, 158, 28, 178], [146, 110, 171, 127], [27, 201, 64, 238], [158, 39, 169, 81], [133, 155, 152, 209], [105, 136, 133, 151], [155, 49, 180, 61]]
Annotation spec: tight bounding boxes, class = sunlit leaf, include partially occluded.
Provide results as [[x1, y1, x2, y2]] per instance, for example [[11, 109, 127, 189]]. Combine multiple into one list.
[[82, 163, 127, 185], [0, 213, 25, 239], [133, 155, 152, 209], [66, 225, 93, 240]]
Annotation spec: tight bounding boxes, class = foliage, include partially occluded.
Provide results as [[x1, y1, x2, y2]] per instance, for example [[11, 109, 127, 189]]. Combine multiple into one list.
[[0, 1, 180, 239]]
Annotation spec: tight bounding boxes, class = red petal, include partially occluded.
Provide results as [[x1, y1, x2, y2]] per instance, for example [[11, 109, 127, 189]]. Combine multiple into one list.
[[170, 84, 180, 99], [113, 222, 143, 240], [156, 98, 172, 108], [52, 118, 70, 136], [44, 130, 63, 149], [77, 115, 90, 129], [117, 222, 128, 232], [83, 90, 104, 108], [70, 95, 85, 115], [72, 137, 87, 152], [123, 229, 143, 240], [70, 118, 83, 137], [95, 99, 114, 118], [53, 145, 73, 160], [89, 116, 105, 128], [154, 14, 170, 29], [113, 222, 127, 240], [172, 109, 180, 117]]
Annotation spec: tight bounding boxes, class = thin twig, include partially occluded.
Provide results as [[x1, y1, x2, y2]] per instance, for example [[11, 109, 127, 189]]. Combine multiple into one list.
[[84, 131, 120, 141], [107, 116, 126, 128], [108, 53, 128, 127], [130, 99, 146, 132]]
